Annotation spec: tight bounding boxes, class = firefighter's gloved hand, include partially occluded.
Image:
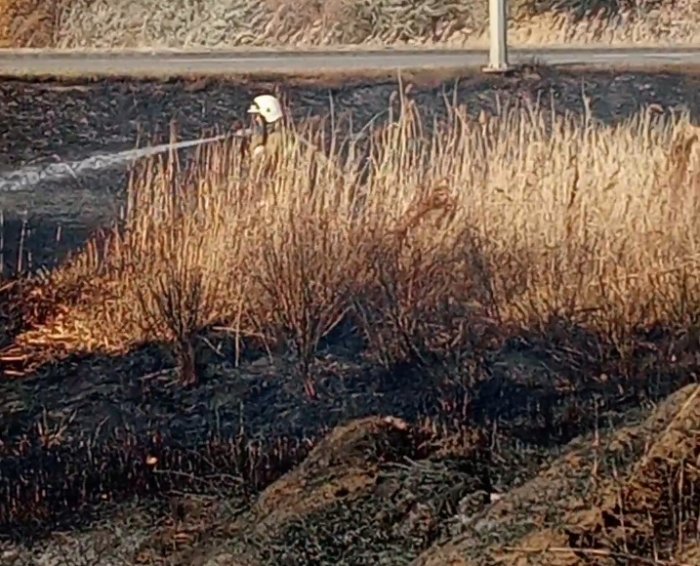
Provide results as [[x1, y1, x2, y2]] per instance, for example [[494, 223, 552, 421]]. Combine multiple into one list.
[[232, 127, 254, 139]]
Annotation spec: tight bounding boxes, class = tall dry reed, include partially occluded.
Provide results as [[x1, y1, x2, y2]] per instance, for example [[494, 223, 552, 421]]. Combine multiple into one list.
[[15, 95, 700, 383]]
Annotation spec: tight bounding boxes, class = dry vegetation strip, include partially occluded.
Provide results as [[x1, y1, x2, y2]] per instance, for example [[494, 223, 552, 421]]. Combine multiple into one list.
[[503, 386, 700, 566], [411, 382, 699, 566], [5, 93, 700, 385], [0, 0, 699, 49]]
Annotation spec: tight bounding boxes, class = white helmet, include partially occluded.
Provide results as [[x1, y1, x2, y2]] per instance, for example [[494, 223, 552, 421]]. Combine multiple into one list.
[[248, 94, 284, 124]]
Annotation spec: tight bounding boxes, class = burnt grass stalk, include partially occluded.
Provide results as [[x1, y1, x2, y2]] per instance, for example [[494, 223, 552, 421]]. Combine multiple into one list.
[[0, 423, 314, 542], [0, 280, 697, 544]]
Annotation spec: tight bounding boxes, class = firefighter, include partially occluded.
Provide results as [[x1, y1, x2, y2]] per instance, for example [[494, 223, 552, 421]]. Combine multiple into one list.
[[243, 93, 291, 170], [241, 93, 349, 198]]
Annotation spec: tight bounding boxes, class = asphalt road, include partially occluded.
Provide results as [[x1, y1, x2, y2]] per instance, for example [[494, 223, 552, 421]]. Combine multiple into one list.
[[1, 46, 700, 76]]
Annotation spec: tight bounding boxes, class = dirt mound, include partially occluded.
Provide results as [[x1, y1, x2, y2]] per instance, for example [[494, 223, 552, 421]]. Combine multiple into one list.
[[413, 383, 700, 566], [171, 415, 492, 565], [118, 385, 697, 565], [247, 416, 416, 529], [0, 0, 57, 48]]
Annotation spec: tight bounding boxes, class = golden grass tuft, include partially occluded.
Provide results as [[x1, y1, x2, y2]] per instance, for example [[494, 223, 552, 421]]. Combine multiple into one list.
[[0, 0, 59, 48], [9, 93, 700, 381]]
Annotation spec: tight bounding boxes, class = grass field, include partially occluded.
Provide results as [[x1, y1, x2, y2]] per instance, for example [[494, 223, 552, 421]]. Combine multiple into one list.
[[11, 93, 700, 372], [1, 0, 699, 49], [0, 88, 698, 563]]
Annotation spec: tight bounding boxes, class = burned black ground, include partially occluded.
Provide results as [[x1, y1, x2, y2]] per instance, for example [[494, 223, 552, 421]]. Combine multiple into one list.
[[1, 67, 699, 271], [0, 68, 699, 565]]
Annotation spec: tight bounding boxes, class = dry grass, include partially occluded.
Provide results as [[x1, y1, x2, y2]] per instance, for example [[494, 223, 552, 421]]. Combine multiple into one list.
[[414, 382, 699, 566], [405, 389, 700, 564], [500, 385, 700, 566], [0, 0, 699, 49], [7, 91, 700, 383], [561, 385, 700, 564]]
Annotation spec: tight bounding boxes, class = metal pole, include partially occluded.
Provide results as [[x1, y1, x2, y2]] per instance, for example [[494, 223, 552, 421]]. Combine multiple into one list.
[[485, 0, 509, 72]]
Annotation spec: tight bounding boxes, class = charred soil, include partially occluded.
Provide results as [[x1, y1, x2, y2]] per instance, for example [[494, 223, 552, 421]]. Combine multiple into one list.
[[0, 323, 698, 564], [0, 68, 699, 565]]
